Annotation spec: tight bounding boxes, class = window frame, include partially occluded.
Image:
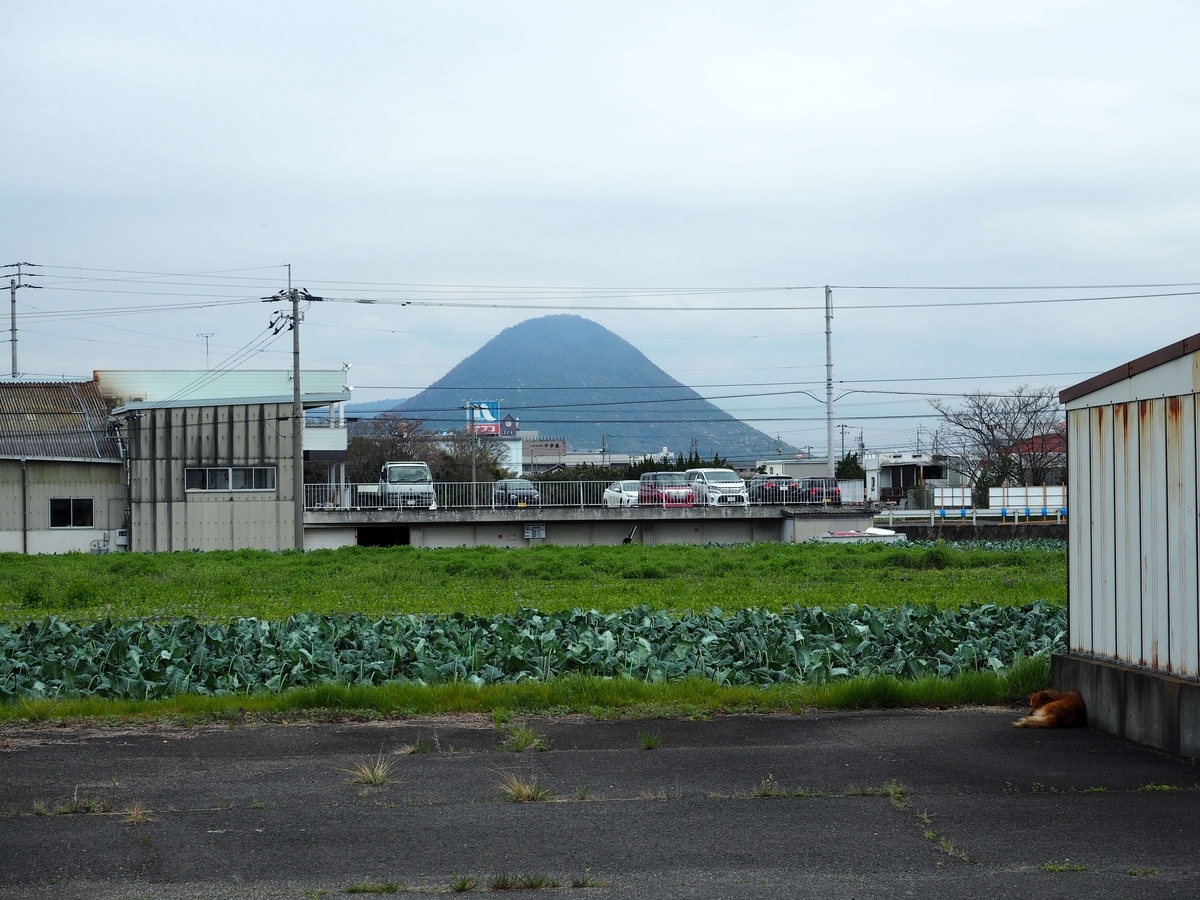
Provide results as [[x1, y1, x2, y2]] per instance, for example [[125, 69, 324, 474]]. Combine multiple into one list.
[[184, 466, 278, 493], [49, 497, 95, 528]]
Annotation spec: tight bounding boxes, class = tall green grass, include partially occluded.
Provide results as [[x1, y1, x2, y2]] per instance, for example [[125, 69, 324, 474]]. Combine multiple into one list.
[[0, 656, 1050, 723], [0, 542, 1065, 623]]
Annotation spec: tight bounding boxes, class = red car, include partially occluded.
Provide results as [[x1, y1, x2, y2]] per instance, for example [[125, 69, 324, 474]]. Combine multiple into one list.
[[638, 472, 695, 507]]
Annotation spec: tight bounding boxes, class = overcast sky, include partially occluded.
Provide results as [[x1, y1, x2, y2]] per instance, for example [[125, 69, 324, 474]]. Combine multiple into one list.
[[3, 1, 1198, 454]]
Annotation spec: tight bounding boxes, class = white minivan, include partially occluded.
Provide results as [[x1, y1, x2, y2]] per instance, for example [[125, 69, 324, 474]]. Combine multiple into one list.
[[685, 468, 749, 506]]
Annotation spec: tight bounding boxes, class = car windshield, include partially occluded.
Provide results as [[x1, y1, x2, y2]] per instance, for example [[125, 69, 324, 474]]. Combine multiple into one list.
[[506, 480, 535, 489], [758, 475, 794, 484], [705, 471, 742, 483], [387, 466, 431, 484], [655, 473, 688, 485], [622, 481, 639, 490]]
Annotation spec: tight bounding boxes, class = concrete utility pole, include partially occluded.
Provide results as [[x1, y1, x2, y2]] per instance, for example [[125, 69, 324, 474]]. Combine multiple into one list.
[[290, 265, 304, 552], [9, 277, 15, 378], [7, 262, 38, 378], [825, 285, 835, 477], [264, 268, 322, 552], [469, 403, 477, 506]]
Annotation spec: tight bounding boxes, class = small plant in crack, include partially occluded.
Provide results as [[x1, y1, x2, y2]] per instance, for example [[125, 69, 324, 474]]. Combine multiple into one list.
[[638, 728, 662, 750], [55, 788, 102, 815], [492, 707, 511, 730], [1040, 860, 1088, 872], [571, 870, 605, 888], [574, 785, 591, 801], [1128, 868, 1156, 877], [500, 723, 549, 753], [755, 775, 786, 798], [496, 770, 555, 802], [120, 801, 157, 825], [488, 872, 560, 890], [342, 753, 396, 786], [32, 801, 49, 816], [344, 878, 402, 893], [398, 735, 437, 755], [1139, 783, 1178, 792], [450, 874, 477, 892]]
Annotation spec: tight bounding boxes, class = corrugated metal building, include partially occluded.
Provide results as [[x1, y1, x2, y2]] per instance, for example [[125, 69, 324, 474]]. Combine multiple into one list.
[[0, 381, 126, 553], [100, 370, 349, 552], [1055, 331, 1200, 756]]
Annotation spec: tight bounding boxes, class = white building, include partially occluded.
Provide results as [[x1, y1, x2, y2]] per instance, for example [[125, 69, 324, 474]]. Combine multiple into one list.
[[1056, 331, 1200, 756]]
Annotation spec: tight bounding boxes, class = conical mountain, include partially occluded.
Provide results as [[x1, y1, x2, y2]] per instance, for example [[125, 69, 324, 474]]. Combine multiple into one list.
[[391, 315, 789, 463]]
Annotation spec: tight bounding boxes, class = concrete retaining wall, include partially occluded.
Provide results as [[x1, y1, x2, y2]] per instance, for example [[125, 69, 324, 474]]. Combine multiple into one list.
[[894, 523, 1067, 541], [1052, 652, 1200, 757]]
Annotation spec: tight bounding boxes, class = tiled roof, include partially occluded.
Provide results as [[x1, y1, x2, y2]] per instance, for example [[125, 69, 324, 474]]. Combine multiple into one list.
[[0, 381, 122, 461]]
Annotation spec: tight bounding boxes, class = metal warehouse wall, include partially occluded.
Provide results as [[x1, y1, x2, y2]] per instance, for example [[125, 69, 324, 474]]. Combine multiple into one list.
[[1067, 395, 1200, 679], [127, 403, 295, 552], [0, 460, 125, 553]]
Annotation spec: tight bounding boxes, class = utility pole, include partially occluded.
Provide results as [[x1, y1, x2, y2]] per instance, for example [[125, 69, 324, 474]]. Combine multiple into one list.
[[469, 403, 477, 505], [264, 266, 322, 552], [290, 265, 303, 552], [196, 333, 215, 369], [6, 262, 39, 378], [839, 423, 848, 460], [825, 285, 835, 478]]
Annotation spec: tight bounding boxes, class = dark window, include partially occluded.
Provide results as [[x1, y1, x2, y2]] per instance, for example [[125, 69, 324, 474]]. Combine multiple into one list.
[[49, 498, 71, 528], [49, 498, 93, 528], [185, 466, 277, 492]]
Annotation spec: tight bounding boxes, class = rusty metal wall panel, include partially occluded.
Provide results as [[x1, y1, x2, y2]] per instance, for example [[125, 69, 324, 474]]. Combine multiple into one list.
[[1068, 408, 1091, 654], [1166, 395, 1199, 677], [1091, 405, 1117, 658], [1139, 398, 1169, 670], [1113, 402, 1142, 665]]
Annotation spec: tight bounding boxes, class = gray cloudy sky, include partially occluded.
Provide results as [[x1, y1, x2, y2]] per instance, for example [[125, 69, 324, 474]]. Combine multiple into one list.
[[3, 1, 1198, 454]]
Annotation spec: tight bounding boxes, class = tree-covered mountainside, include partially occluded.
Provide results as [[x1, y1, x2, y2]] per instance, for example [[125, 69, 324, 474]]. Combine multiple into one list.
[[370, 315, 789, 462]]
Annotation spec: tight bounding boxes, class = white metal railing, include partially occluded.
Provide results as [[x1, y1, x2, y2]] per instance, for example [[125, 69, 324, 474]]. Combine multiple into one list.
[[305, 479, 874, 511], [876, 507, 1067, 526]]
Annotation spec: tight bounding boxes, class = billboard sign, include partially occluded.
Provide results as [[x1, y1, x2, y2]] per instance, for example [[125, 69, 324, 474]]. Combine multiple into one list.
[[468, 400, 500, 435], [500, 415, 518, 437]]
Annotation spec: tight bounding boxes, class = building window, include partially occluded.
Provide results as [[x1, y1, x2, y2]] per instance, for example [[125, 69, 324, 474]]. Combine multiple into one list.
[[50, 498, 94, 528], [185, 467, 277, 492]]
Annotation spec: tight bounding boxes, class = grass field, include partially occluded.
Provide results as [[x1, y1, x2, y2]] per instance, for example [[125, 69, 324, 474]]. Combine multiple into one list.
[[0, 542, 1066, 623], [0, 655, 1052, 724]]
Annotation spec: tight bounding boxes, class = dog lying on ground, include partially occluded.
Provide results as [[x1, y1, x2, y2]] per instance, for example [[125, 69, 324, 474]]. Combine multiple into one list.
[[1011, 689, 1087, 728]]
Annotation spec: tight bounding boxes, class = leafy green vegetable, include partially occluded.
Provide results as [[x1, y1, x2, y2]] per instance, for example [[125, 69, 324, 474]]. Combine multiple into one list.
[[0, 602, 1064, 701]]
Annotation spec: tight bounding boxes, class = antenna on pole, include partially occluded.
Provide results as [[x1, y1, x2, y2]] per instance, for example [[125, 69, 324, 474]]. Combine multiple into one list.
[[196, 333, 215, 370]]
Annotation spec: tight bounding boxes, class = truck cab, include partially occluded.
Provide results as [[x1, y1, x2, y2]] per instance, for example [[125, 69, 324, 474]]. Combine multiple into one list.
[[379, 461, 437, 509]]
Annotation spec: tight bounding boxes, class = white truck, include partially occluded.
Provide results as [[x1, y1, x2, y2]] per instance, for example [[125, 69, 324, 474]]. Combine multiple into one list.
[[356, 461, 437, 509]]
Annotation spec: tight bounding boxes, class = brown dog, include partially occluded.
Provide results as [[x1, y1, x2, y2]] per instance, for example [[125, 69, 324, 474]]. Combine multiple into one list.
[[1012, 689, 1086, 728]]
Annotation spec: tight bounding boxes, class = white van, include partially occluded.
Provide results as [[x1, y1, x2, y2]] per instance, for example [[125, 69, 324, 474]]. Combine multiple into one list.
[[685, 468, 748, 506]]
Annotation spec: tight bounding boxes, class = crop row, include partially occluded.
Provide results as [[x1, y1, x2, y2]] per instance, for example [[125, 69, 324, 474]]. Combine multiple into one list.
[[0, 603, 1065, 701]]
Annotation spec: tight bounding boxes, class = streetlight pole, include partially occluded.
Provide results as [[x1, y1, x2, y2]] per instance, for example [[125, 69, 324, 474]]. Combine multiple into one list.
[[290, 266, 305, 552]]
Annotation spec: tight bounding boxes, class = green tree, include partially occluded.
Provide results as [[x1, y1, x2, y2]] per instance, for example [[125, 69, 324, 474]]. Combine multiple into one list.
[[835, 452, 865, 480]]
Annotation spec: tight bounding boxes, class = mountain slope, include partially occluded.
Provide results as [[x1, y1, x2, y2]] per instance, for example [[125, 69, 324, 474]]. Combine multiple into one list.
[[389, 315, 789, 462]]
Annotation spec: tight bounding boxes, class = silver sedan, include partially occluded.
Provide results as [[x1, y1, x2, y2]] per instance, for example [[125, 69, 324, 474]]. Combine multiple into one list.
[[603, 480, 641, 507]]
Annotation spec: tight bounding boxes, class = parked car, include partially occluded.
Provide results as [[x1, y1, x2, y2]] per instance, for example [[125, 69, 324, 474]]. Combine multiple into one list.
[[492, 478, 541, 507], [357, 461, 437, 509], [799, 476, 842, 505], [603, 480, 641, 507], [747, 473, 804, 504], [686, 468, 748, 506], [638, 471, 695, 507]]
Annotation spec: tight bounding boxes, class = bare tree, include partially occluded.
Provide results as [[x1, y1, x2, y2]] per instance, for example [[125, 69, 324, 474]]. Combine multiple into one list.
[[429, 432, 514, 482], [931, 386, 1065, 499], [345, 414, 442, 482]]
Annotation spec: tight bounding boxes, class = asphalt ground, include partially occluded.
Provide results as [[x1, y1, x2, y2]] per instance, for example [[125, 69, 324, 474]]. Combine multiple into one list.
[[2, 708, 1199, 899]]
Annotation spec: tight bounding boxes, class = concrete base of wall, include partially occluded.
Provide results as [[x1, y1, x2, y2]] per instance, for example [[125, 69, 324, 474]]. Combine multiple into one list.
[[1052, 652, 1200, 758], [894, 523, 1066, 541]]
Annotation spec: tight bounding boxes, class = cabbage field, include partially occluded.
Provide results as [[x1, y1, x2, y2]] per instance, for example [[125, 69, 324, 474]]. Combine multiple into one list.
[[0, 602, 1065, 701]]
